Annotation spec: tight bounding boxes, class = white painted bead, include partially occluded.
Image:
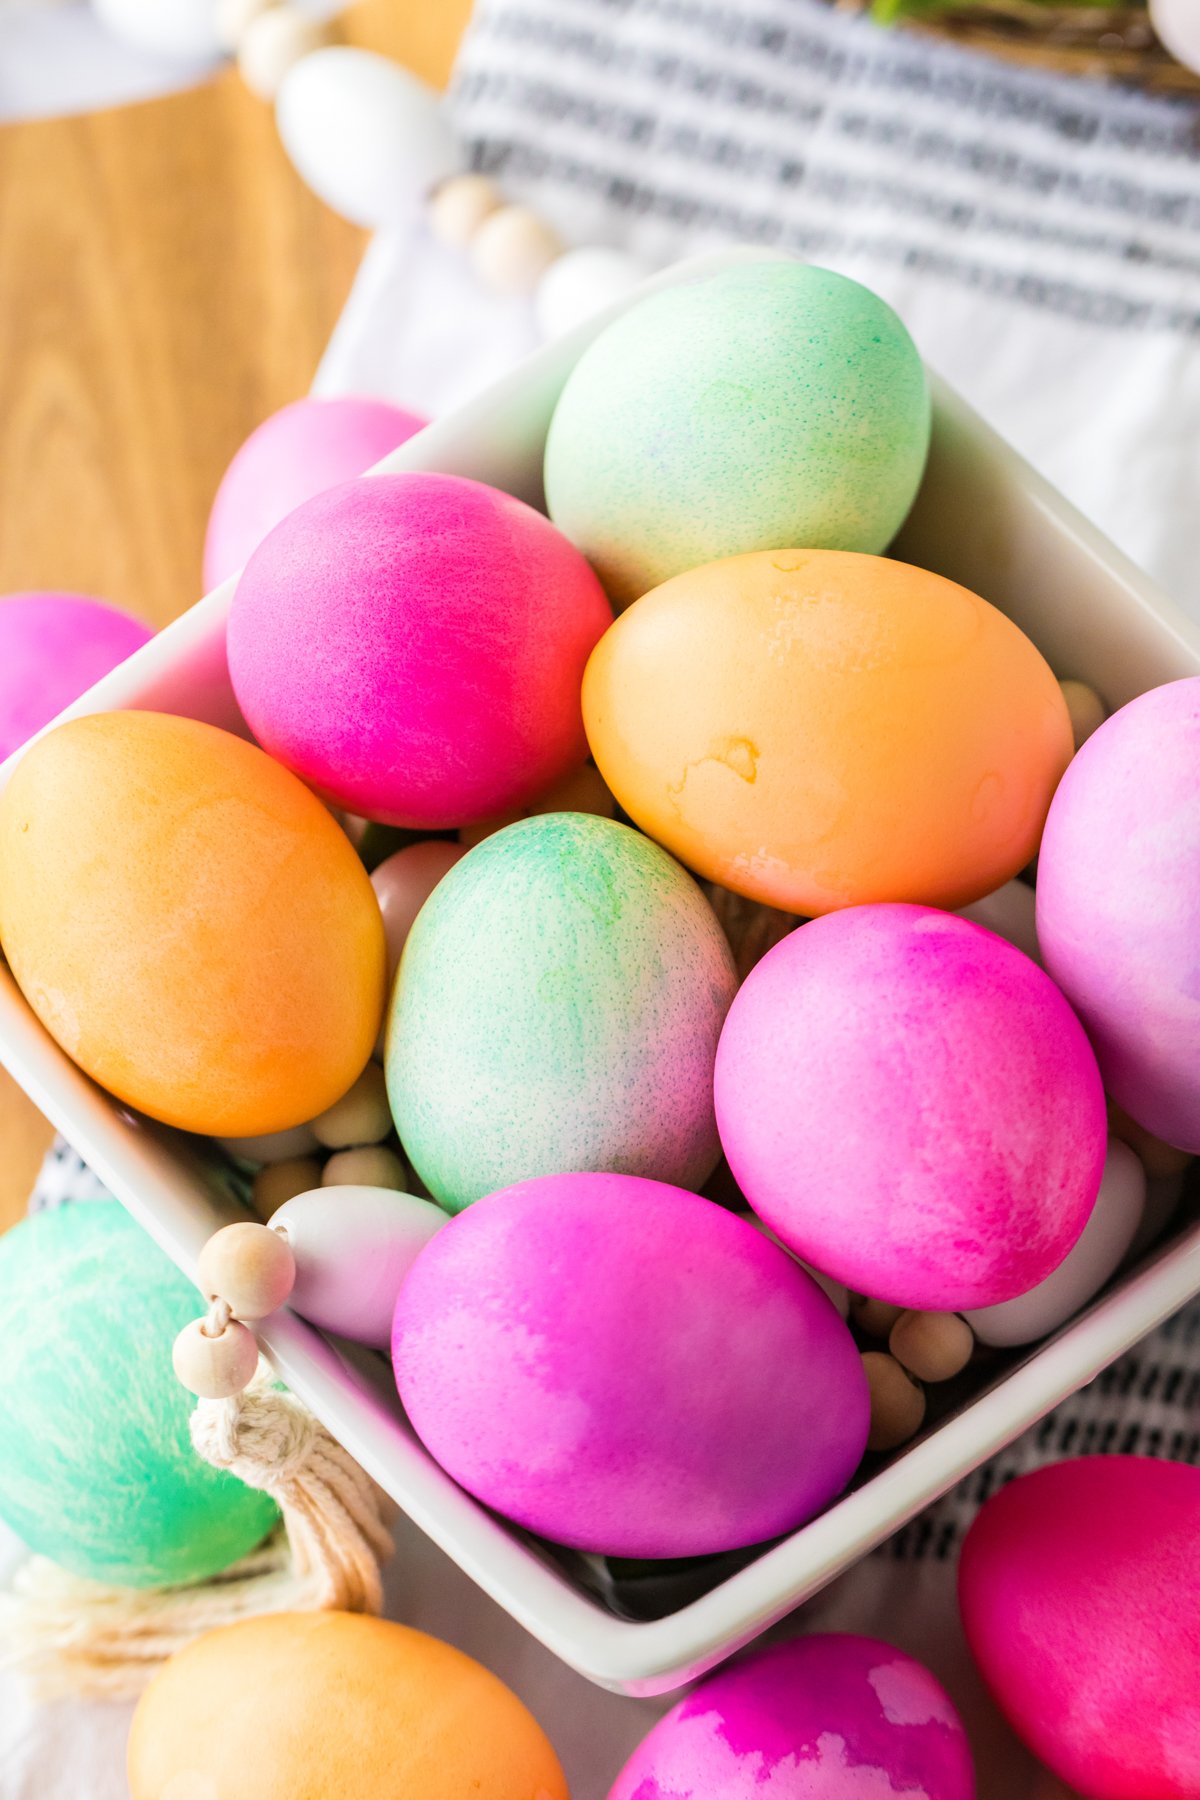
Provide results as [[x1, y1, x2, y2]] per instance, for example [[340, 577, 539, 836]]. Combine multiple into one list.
[[966, 1138, 1146, 1348], [214, 0, 277, 52], [198, 1221, 296, 1320], [270, 1185, 446, 1347], [472, 206, 563, 295], [958, 878, 1041, 965], [173, 1317, 260, 1399], [889, 1310, 974, 1383], [309, 1061, 392, 1150], [1150, 0, 1200, 74], [862, 1351, 926, 1453], [238, 7, 335, 100], [1059, 678, 1108, 752], [276, 47, 461, 228], [94, 0, 223, 60], [251, 1156, 324, 1219], [849, 1294, 905, 1340], [534, 245, 650, 339], [429, 173, 503, 248], [218, 1122, 320, 1166], [322, 1145, 407, 1190]]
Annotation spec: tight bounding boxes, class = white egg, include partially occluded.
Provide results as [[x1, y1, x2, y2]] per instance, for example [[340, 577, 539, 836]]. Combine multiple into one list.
[[1150, 0, 1200, 74], [93, 0, 223, 61], [276, 47, 461, 228], [958, 877, 1040, 965], [534, 246, 650, 339], [965, 1138, 1145, 1347], [269, 1184, 446, 1348], [217, 1122, 321, 1165]]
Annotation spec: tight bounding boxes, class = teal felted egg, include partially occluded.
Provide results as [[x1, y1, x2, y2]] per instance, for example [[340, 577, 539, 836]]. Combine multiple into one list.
[[0, 1203, 277, 1587], [544, 260, 931, 607], [386, 813, 739, 1211]]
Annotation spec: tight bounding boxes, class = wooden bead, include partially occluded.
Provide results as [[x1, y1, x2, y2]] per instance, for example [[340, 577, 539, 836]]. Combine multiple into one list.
[[251, 1156, 323, 1219], [310, 1062, 392, 1150], [889, 1310, 974, 1382], [322, 1145, 407, 1191], [214, 0, 277, 51], [862, 1351, 926, 1453], [172, 1317, 259, 1399], [218, 1122, 320, 1166], [471, 206, 563, 295], [1108, 1101, 1193, 1179], [1059, 678, 1107, 752], [198, 1222, 296, 1320], [849, 1294, 905, 1339], [429, 173, 503, 248], [238, 7, 336, 100]]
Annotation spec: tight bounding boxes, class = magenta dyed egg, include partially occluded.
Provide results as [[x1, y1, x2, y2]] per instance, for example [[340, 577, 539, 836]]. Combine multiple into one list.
[[714, 905, 1107, 1310], [959, 1457, 1200, 1798], [227, 472, 612, 828], [203, 395, 425, 589], [392, 1173, 869, 1558], [608, 1634, 975, 1799], [0, 593, 151, 762], [1037, 678, 1200, 1153]]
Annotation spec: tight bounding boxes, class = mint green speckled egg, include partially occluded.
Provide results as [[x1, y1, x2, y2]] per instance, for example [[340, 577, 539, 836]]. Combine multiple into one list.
[[0, 1203, 277, 1587], [386, 813, 738, 1211], [544, 261, 931, 608]]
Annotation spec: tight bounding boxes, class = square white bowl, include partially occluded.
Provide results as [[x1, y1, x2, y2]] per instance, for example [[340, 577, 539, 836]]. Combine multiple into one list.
[[2, 248, 1199, 1697]]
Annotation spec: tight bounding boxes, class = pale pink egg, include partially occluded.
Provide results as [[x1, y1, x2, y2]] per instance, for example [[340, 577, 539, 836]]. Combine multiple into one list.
[[0, 592, 151, 762], [370, 841, 465, 985]]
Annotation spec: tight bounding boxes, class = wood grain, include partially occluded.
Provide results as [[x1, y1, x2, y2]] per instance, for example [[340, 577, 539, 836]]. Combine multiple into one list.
[[0, 0, 471, 1229]]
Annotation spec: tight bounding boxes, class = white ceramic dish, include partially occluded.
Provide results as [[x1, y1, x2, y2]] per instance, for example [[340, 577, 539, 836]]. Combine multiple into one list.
[[2, 248, 1199, 1697]]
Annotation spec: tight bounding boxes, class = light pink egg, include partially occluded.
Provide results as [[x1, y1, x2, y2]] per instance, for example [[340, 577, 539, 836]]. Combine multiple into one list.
[[714, 904, 1107, 1310], [0, 593, 151, 762], [371, 841, 465, 985], [203, 395, 425, 589], [960, 1456, 1200, 1797], [227, 472, 613, 828]]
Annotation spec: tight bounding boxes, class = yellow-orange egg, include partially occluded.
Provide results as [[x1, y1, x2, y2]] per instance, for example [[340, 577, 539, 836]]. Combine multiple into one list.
[[127, 1612, 569, 1800], [0, 712, 385, 1135], [583, 550, 1072, 915]]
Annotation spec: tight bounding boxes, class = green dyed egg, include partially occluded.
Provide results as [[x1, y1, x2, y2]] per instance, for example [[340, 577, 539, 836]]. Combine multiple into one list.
[[386, 813, 738, 1211], [544, 261, 931, 608], [0, 1203, 277, 1587]]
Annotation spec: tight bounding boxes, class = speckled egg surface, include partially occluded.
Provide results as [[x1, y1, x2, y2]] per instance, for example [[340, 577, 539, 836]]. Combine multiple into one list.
[[0, 1204, 276, 1587], [1037, 677, 1200, 1152], [392, 1173, 870, 1558], [544, 261, 931, 607], [386, 813, 738, 1211], [715, 905, 1107, 1310], [227, 471, 612, 828], [583, 550, 1073, 914], [607, 1634, 975, 1799], [959, 1456, 1200, 1798]]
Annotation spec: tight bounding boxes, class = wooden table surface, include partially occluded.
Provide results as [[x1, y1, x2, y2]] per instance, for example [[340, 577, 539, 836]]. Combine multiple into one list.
[[0, 0, 471, 1228]]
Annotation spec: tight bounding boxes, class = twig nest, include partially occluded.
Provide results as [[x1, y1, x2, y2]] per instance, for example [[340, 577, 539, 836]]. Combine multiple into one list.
[[310, 1062, 392, 1150], [251, 1156, 324, 1218], [198, 1222, 296, 1321], [429, 173, 503, 247], [238, 8, 337, 101], [534, 245, 649, 338], [173, 1317, 260, 1400], [1059, 678, 1107, 751], [862, 1351, 926, 1452], [889, 1310, 974, 1383], [472, 206, 563, 295], [322, 1145, 407, 1190]]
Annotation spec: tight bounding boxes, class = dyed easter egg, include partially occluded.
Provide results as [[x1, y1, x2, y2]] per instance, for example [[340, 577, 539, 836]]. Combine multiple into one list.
[[204, 395, 425, 589], [370, 839, 465, 986], [0, 711, 385, 1135], [0, 591, 151, 762], [715, 906, 1107, 1310], [608, 1634, 974, 1799], [128, 1612, 568, 1800], [387, 813, 738, 1211], [269, 1185, 447, 1348], [0, 1204, 276, 1586], [960, 1456, 1200, 1797], [584, 551, 1072, 914], [393, 1172, 869, 1557], [1037, 678, 1200, 1152], [544, 260, 930, 608], [228, 472, 612, 828]]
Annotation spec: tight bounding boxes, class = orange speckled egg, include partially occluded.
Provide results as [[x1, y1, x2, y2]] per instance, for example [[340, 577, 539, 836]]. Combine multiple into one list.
[[127, 1612, 569, 1800], [583, 550, 1072, 915], [0, 712, 385, 1136]]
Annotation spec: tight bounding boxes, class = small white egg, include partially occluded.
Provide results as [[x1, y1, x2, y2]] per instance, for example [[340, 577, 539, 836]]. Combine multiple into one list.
[[1150, 0, 1200, 74], [966, 1138, 1145, 1347], [534, 245, 650, 339], [958, 878, 1041, 966], [270, 1185, 446, 1347], [93, 0, 223, 60]]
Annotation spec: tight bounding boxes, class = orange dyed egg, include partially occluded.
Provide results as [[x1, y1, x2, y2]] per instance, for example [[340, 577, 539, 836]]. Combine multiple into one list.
[[127, 1612, 569, 1800], [583, 550, 1072, 915], [0, 712, 385, 1135]]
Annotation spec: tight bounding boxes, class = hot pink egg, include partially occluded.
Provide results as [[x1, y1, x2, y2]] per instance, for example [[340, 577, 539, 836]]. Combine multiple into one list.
[[714, 904, 1107, 1310], [392, 1172, 869, 1558], [959, 1456, 1200, 1798], [608, 1634, 975, 1799], [0, 593, 151, 763], [227, 472, 612, 828], [203, 395, 425, 589]]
